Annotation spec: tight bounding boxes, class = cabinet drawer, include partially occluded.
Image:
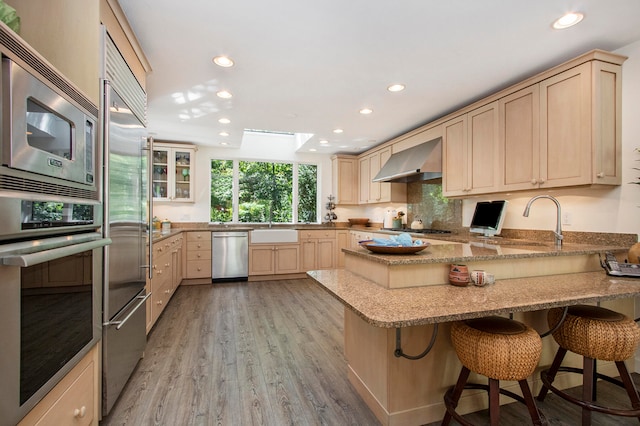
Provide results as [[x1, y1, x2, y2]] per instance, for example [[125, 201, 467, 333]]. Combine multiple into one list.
[[187, 241, 211, 251], [186, 259, 211, 278], [34, 359, 95, 426], [187, 231, 212, 242], [299, 229, 336, 240], [187, 250, 212, 261]]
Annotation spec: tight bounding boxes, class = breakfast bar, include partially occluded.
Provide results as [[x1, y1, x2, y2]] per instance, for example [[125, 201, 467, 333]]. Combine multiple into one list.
[[307, 238, 640, 425]]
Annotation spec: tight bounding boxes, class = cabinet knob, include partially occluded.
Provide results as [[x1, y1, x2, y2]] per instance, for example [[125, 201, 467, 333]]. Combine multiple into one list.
[[597, 172, 605, 178], [197, 234, 202, 239], [197, 254, 201, 258], [73, 406, 87, 418], [539, 178, 545, 184], [157, 300, 163, 305], [531, 179, 538, 185]]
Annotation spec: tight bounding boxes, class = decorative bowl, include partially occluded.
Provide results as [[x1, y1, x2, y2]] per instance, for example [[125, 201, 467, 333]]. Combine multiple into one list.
[[348, 218, 370, 226], [359, 240, 430, 254]]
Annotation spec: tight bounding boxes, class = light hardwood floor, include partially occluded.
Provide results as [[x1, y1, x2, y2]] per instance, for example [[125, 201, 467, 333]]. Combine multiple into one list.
[[102, 278, 640, 426]]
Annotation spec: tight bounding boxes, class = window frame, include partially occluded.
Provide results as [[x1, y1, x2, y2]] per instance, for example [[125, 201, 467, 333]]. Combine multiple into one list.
[[211, 157, 319, 224]]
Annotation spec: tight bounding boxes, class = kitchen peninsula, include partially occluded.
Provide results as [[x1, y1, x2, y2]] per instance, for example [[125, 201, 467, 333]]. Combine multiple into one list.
[[307, 236, 640, 426]]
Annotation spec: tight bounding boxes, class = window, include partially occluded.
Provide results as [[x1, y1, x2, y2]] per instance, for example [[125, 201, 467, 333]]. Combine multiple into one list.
[[211, 159, 318, 223]]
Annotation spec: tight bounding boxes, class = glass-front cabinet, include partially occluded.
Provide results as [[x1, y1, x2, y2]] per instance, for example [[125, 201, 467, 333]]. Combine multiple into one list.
[[152, 142, 196, 202]]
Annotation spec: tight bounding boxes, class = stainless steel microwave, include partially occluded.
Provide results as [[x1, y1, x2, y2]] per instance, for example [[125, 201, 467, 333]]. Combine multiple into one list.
[[1, 58, 97, 190]]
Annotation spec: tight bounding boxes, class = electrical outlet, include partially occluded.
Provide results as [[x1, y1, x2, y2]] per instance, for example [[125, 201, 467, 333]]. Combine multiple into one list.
[[562, 212, 572, 226]]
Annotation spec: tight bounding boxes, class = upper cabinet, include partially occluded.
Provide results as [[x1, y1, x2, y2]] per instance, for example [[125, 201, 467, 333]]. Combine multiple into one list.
[[152, 142, 196, 202], [331, 155, 358, 205], [441, 50, 625, 197], [359, 147, 407, 204], [442, 102, 499, 196], [7, 0, 101, 103], [496, 60, 622, 192]]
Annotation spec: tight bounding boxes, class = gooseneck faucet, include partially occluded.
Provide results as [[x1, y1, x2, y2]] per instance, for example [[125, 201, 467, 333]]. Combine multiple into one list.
[[523, 195, 563, 248]]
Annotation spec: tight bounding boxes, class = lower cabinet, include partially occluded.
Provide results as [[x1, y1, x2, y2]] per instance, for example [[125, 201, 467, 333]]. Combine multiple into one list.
[[146, 233, 183, 333], [300, 229, 336, 271], [18, 344, 99, 426], [336, 230, 349, 268], [185, 231, 212, 279], [249, 244, 300, 276]]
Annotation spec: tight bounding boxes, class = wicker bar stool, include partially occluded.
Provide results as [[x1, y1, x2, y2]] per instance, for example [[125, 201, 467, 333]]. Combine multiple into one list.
[[443, 316, 545, 426], [537, 305, 640, 425]]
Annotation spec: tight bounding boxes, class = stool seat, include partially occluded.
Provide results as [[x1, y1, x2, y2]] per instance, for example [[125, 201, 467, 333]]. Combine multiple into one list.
[[548, 305, 640, 361], [443, 316, 546, 425], [538, 305, 640, 425]]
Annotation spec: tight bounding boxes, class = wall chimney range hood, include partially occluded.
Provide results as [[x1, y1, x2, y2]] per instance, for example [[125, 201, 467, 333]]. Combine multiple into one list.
[[372, 137, 442, 183]]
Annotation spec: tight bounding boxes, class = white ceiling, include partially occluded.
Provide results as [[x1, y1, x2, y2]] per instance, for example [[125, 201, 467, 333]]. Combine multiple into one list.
[[118, 0, 640, 155]]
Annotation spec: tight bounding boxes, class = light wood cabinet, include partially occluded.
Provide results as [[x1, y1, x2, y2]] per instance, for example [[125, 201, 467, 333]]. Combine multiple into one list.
[[249, 244, 300, 276], [497, 60, 622, 192], [185, 231, 212, 279], [331, 155, 358, 205], [18, 345, 99, 426], [443, 102, 499, 197], [8, 0, 101, 103], [300, 230, 336, 271], [152, 142, 196, 202], [336, 230, 349, 268], [358, 147, 407, 204], [147, 233, 183, 333]]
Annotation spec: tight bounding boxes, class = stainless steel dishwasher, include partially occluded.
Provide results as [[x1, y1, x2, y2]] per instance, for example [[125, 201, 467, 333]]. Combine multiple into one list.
[[212, 231, 249, 282]]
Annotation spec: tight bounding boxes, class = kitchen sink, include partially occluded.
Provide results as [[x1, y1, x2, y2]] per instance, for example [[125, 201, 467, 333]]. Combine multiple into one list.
[[250, 229, 299, 243]]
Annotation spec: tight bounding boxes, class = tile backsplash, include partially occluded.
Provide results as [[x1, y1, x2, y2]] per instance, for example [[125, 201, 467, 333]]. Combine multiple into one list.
[[407, 179, 463, 232]]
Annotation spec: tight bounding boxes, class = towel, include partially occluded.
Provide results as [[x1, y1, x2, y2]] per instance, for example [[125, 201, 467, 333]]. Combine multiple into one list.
[[371, 233, 422, 247]]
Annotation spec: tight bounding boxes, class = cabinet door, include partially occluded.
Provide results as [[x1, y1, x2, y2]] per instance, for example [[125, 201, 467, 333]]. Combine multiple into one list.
[[274, 245, 300, 274], [540, 62, 591, 188], [499, 85, 540, 191], [317, 239, 336, 269], [300, 239, 317, 271], [173, 149, 194, 201], [249, 246, 275, 275], [152, 147, 170, 200], [359, 157, 370, 204], [332, 156, 358, 205], [442, 115, 468, 196], [592, 61, 622, 185], [336, 230, 349, 268], [369, 151, 382, 202], [467, 102, 499, 194]]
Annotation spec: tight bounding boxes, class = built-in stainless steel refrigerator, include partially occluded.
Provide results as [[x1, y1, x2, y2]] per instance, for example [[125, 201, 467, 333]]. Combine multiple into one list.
[[101, 79, 149, 415]]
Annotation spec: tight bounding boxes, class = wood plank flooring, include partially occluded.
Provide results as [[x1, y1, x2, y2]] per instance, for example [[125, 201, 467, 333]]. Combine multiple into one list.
[[102, 278, 640, 426]]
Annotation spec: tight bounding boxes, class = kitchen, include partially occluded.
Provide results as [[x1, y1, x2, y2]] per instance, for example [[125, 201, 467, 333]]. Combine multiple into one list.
[[2, 0, 640, 425]]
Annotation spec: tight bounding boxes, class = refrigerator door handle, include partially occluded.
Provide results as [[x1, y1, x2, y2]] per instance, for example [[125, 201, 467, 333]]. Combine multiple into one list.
[[104, 292, 151, 330], [145, 136, 154, 279]]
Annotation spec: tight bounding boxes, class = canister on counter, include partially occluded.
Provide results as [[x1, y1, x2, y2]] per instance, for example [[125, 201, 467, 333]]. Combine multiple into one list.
[[162, 219, 171, 232]]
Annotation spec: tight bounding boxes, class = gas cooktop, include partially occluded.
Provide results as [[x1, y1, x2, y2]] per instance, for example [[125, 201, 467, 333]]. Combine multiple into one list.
[[382, 228, 452, 234]]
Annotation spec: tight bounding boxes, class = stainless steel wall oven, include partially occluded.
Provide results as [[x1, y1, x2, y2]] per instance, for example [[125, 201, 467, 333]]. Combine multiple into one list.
[[0, 26, 108, 426]]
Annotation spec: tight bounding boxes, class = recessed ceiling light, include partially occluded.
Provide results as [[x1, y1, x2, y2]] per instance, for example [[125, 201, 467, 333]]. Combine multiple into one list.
[[319, 139, 329, 144], [219, 131, 229, 137], [387, 84, 405, 92], [218, 118, 231, 124], [213, 56, 234, 67], [359, 108, 373, 115], [309, 148, 317, 152], [216, 90, 233, 99], [220, 141, 228, 146], [333, 128, 343, 134], [552, 12, 584, 29]]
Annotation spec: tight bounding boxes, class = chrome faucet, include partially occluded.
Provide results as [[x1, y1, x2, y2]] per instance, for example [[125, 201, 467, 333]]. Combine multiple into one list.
[[523, 195, 563, 248]]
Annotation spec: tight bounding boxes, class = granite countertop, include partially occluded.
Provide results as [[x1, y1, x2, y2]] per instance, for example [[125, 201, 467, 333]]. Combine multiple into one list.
[[344, 240, 629, 266], [307, 269, 640, 328]]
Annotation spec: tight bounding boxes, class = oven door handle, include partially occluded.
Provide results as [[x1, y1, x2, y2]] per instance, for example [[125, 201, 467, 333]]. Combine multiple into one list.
[[0, 238, 112, 267], [104, 292, 151, 330]]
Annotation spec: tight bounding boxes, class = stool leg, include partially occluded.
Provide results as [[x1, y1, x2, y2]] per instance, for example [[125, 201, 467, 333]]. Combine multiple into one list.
[[442, 366, 471, 426], [615, 360, 640, 412], [519, 379, 545, 426], [538, 347, 568, 401], [582, 356, 595, 426], [489, 378, 500, 426]]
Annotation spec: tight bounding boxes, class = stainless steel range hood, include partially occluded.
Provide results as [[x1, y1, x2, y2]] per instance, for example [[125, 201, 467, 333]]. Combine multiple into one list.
[[372, 137, 442, 183]]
